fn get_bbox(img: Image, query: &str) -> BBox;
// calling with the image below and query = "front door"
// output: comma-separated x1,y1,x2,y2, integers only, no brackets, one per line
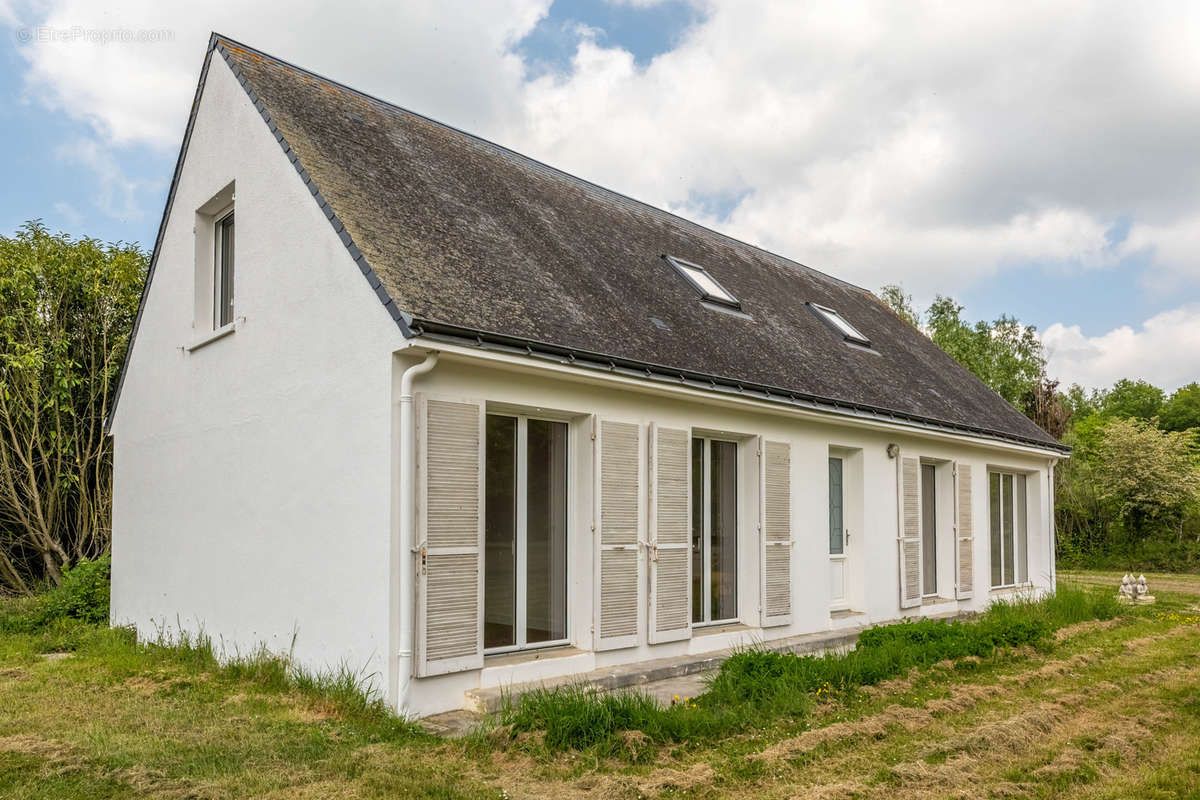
828,456,848,609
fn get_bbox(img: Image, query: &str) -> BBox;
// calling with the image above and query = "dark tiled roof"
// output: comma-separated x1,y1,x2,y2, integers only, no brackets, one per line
152,35,1066,451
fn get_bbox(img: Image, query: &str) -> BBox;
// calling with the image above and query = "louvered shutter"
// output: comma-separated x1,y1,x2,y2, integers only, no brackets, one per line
898,455,922,609
648,424,692,643
414,395,485,677
594,419,642,651
760,439,792,627
955,462,974,599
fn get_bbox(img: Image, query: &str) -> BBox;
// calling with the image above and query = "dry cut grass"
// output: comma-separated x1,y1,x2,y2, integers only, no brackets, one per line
2,570,1200,798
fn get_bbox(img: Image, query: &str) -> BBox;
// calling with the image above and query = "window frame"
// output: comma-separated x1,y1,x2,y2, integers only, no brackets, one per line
483,412,571,655
988,470,1028,589
691,435,739,627
808,302,870,347
213,207,236,329
664,255,742,310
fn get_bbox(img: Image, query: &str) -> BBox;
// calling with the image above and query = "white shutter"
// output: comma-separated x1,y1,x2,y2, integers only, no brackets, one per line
898,455,923,609
593,419,642,651
760,439,792,627
647,423,692,643
955,462,975,599
414,395,485,677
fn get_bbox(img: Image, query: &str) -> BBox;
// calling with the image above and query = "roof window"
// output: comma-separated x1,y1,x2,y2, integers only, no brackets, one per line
809,302,870,347
664,255,740,309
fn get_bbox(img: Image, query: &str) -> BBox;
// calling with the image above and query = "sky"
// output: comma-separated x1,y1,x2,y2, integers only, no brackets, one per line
1,0,1198,393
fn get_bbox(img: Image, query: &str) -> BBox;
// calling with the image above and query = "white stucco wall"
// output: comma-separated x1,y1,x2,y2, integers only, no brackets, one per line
109,54,404,695
395,348,1058,716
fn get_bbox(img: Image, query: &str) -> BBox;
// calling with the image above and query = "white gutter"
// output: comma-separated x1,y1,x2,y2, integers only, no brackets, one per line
397,350,439,716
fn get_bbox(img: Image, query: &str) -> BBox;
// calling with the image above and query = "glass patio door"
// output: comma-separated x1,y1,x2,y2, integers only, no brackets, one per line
691,437,738,624
484,414,568,652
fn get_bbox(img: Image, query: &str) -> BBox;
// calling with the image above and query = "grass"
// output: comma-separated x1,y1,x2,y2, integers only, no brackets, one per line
496,584,1124,757
0,573,1197,797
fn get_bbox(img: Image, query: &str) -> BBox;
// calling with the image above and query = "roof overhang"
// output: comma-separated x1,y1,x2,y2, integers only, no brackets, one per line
403,319,1071,458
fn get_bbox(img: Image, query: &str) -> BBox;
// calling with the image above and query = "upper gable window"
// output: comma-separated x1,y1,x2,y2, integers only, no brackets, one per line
214,210,235,328
809,303,870,347
664,255,740,310
190,182,237,347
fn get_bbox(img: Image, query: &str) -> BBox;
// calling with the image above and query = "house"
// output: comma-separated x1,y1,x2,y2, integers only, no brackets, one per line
107,34,1069,718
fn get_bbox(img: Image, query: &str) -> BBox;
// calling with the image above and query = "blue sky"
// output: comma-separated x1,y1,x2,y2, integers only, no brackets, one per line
2,1,1197,390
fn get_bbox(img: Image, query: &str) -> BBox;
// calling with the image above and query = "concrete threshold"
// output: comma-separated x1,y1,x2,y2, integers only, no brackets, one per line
464,618,914,714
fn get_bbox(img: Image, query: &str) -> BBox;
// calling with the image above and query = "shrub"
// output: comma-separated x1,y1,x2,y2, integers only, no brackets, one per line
39,554,111,625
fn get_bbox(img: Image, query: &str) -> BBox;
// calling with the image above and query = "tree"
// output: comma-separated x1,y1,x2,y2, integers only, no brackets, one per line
1022,378,1072,439
0,222,146,592
1101,378,1164,421
1092,417,1200,547
1161,382,1200,432
1063,383,1102,420
877,284,919,327
925,296,1046,406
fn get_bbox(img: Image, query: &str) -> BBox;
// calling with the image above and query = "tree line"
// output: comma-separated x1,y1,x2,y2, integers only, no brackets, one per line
0,220,1195,592
880,285,1200,571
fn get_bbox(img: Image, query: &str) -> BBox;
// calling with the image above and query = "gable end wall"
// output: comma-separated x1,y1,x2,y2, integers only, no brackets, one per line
109,53,404,692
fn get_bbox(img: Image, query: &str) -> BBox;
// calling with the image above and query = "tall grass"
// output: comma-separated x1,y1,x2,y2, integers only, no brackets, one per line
498,584,1123,756
0,593,422,741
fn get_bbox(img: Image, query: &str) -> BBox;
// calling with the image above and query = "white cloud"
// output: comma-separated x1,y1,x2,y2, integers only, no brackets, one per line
10,0,551,149
515,1,1200,298
7,0,1200,309
1042,305,1200,392
55,138,147,221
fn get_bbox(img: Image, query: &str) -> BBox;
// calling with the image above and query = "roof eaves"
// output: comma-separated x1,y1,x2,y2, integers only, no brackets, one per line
410,318,1071,455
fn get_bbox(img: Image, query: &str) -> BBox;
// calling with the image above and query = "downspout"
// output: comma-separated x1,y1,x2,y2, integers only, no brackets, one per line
397,350,439,716
1048,457,1058,591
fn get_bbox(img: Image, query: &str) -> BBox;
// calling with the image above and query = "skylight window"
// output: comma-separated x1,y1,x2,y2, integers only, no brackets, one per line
809,302,870,347
664,255,740,309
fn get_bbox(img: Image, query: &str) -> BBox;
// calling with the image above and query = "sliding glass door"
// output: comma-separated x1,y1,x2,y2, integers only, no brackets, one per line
484,414,568,652
691,437,738,624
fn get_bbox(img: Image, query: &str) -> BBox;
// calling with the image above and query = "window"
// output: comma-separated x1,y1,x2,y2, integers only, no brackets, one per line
665,255,740,309
808,303,869,346
691,437,738,624
989,471,1027,588
214,210,235,328
484,414,569,652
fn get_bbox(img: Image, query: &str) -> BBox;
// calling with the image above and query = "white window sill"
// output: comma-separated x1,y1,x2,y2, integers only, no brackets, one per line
186,321,237,352
989,583,1035,596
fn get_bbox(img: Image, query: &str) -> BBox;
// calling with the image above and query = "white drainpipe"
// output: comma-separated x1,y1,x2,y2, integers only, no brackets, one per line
397,350,439,716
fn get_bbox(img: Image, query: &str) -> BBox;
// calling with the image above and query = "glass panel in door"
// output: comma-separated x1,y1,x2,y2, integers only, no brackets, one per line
525,419,568,644
484,415,517,649
709,440,737,622
921,464,937,596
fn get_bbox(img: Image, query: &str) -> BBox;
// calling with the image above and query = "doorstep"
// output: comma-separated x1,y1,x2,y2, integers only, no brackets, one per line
464,622,874,714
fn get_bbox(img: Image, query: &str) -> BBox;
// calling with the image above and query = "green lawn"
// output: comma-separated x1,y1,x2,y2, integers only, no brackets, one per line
2,572,1199,798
